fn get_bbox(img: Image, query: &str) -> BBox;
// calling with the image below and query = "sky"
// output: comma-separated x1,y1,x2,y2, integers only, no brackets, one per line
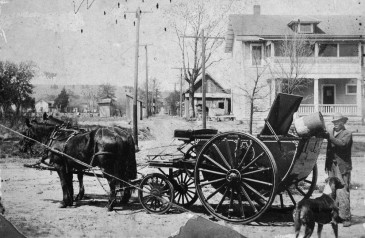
0,0,364,91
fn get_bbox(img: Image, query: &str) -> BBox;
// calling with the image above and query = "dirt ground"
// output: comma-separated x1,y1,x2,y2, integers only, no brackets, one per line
1,115,365,238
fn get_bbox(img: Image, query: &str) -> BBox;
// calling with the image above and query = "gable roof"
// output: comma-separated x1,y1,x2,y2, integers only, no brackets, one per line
185,74,230,94
226,14,365,52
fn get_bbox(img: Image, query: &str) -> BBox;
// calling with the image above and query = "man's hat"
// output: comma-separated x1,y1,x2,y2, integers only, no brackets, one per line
332,112,348,123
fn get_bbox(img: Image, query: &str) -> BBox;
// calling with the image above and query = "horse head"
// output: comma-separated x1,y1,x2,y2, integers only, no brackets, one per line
19,118,58,153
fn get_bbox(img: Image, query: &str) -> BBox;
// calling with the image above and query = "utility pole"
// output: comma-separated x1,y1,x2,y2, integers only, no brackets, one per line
181,34,224,129
140,44,152,118
201,30,206,129
133,7,141,148
125,7,152,148
171,67,193,117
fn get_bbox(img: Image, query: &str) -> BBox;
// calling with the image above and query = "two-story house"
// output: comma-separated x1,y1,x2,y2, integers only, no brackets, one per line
225,5,365,123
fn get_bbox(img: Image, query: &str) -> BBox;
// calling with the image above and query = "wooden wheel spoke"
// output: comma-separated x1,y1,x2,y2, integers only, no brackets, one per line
215,187,229,212
295,185,306,196
143,195,153,203
242,177,272,186
237,141,253,169
239,185,257,213
224,138,234,167
187,188,196,194
187,181,195,186
303,179,312,184
161,189,170,194
200,178,226,186
183,173,188,184
243,182,268,205
228,187,234,214
185,192,193,199
286,189,296,205
241,152,264,171
236,187,245,218
212,144,231,169
198,168,227,176
234,137,241,165
175,191,181,203
205,182,227,201
241,167,271,176
203,154,229,172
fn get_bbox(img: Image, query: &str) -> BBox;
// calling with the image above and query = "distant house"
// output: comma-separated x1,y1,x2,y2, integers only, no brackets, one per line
98,98,116,117
35,100,56,114
225,5,365,122
184,74,231,118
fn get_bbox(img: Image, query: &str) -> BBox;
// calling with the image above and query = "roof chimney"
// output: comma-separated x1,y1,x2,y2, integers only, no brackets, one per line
253,5,261,15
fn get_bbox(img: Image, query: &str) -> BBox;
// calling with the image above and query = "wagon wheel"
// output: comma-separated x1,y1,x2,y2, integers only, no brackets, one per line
139,173,174,214
194,132,277,223
172,169,198,207
277,164,318,208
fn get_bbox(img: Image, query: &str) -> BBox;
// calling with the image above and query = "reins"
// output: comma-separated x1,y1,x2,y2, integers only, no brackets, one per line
0,123,193,214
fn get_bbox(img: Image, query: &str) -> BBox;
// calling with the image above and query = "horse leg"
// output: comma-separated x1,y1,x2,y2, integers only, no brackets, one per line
66,171,74,206
106,176,116,212
56,169,73,208
75,172,85,201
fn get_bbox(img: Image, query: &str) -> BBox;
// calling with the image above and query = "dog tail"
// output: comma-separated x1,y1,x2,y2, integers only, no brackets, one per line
294,205,302,238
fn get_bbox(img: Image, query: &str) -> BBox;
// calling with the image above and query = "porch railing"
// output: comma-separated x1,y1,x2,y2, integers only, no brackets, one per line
298,104,358,116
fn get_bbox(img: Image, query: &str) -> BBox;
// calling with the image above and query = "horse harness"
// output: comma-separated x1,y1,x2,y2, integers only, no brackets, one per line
41,126,115,170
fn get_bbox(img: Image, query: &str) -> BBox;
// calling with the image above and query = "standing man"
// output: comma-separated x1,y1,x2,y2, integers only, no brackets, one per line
325,112,353,227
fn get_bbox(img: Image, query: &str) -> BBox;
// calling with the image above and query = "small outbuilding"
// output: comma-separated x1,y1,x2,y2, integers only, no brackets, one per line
98,98,116,117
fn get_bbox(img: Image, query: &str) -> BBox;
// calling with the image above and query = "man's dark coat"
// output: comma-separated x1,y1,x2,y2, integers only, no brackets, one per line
325,128,353,174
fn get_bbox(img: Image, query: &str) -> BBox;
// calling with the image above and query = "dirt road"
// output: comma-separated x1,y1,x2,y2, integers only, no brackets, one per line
1,115,365,237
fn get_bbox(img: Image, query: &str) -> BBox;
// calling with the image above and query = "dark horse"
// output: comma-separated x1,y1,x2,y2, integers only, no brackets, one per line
21,118,137,211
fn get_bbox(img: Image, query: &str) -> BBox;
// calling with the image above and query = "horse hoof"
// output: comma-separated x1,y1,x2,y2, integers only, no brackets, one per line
75,194,83,201
58,203,67,208
107,206,114,212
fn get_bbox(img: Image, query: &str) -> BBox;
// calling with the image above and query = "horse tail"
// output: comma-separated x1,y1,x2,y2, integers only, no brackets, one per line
124,133,137,181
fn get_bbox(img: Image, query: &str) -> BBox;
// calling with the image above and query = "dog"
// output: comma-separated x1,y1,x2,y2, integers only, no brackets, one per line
293,177,343,238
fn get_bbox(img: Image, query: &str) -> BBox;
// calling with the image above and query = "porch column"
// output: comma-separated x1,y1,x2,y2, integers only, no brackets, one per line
314,78,319,112
224,98,228,114
357,78,362,116
271,78,276,105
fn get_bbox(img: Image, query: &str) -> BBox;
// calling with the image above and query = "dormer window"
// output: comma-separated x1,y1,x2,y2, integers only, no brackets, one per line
288,17,320,34
298,23,313,33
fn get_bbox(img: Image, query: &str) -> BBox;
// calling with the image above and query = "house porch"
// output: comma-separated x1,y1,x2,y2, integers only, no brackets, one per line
271,77,363,118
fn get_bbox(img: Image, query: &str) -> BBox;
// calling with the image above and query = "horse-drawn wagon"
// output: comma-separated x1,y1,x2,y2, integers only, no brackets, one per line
21,93,325,224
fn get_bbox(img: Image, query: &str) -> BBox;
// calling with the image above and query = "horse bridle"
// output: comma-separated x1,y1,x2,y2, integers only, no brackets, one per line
39,125,81,167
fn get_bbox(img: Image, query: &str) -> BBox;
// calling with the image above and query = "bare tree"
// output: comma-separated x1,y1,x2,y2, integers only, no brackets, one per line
236,55,270,134
98,83,116,99
82,86,98,112
165,0,233,118
150,78,161,115
269,33,315,95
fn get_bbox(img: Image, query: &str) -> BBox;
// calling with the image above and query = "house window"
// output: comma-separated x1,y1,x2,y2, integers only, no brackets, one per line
251,45,262,65
265,44,271,58
318,44,337,57
301,42,315,57
346,84,357,95
218,102,224,109
339,44,358,57
298,23,313,33
274,42,285,56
